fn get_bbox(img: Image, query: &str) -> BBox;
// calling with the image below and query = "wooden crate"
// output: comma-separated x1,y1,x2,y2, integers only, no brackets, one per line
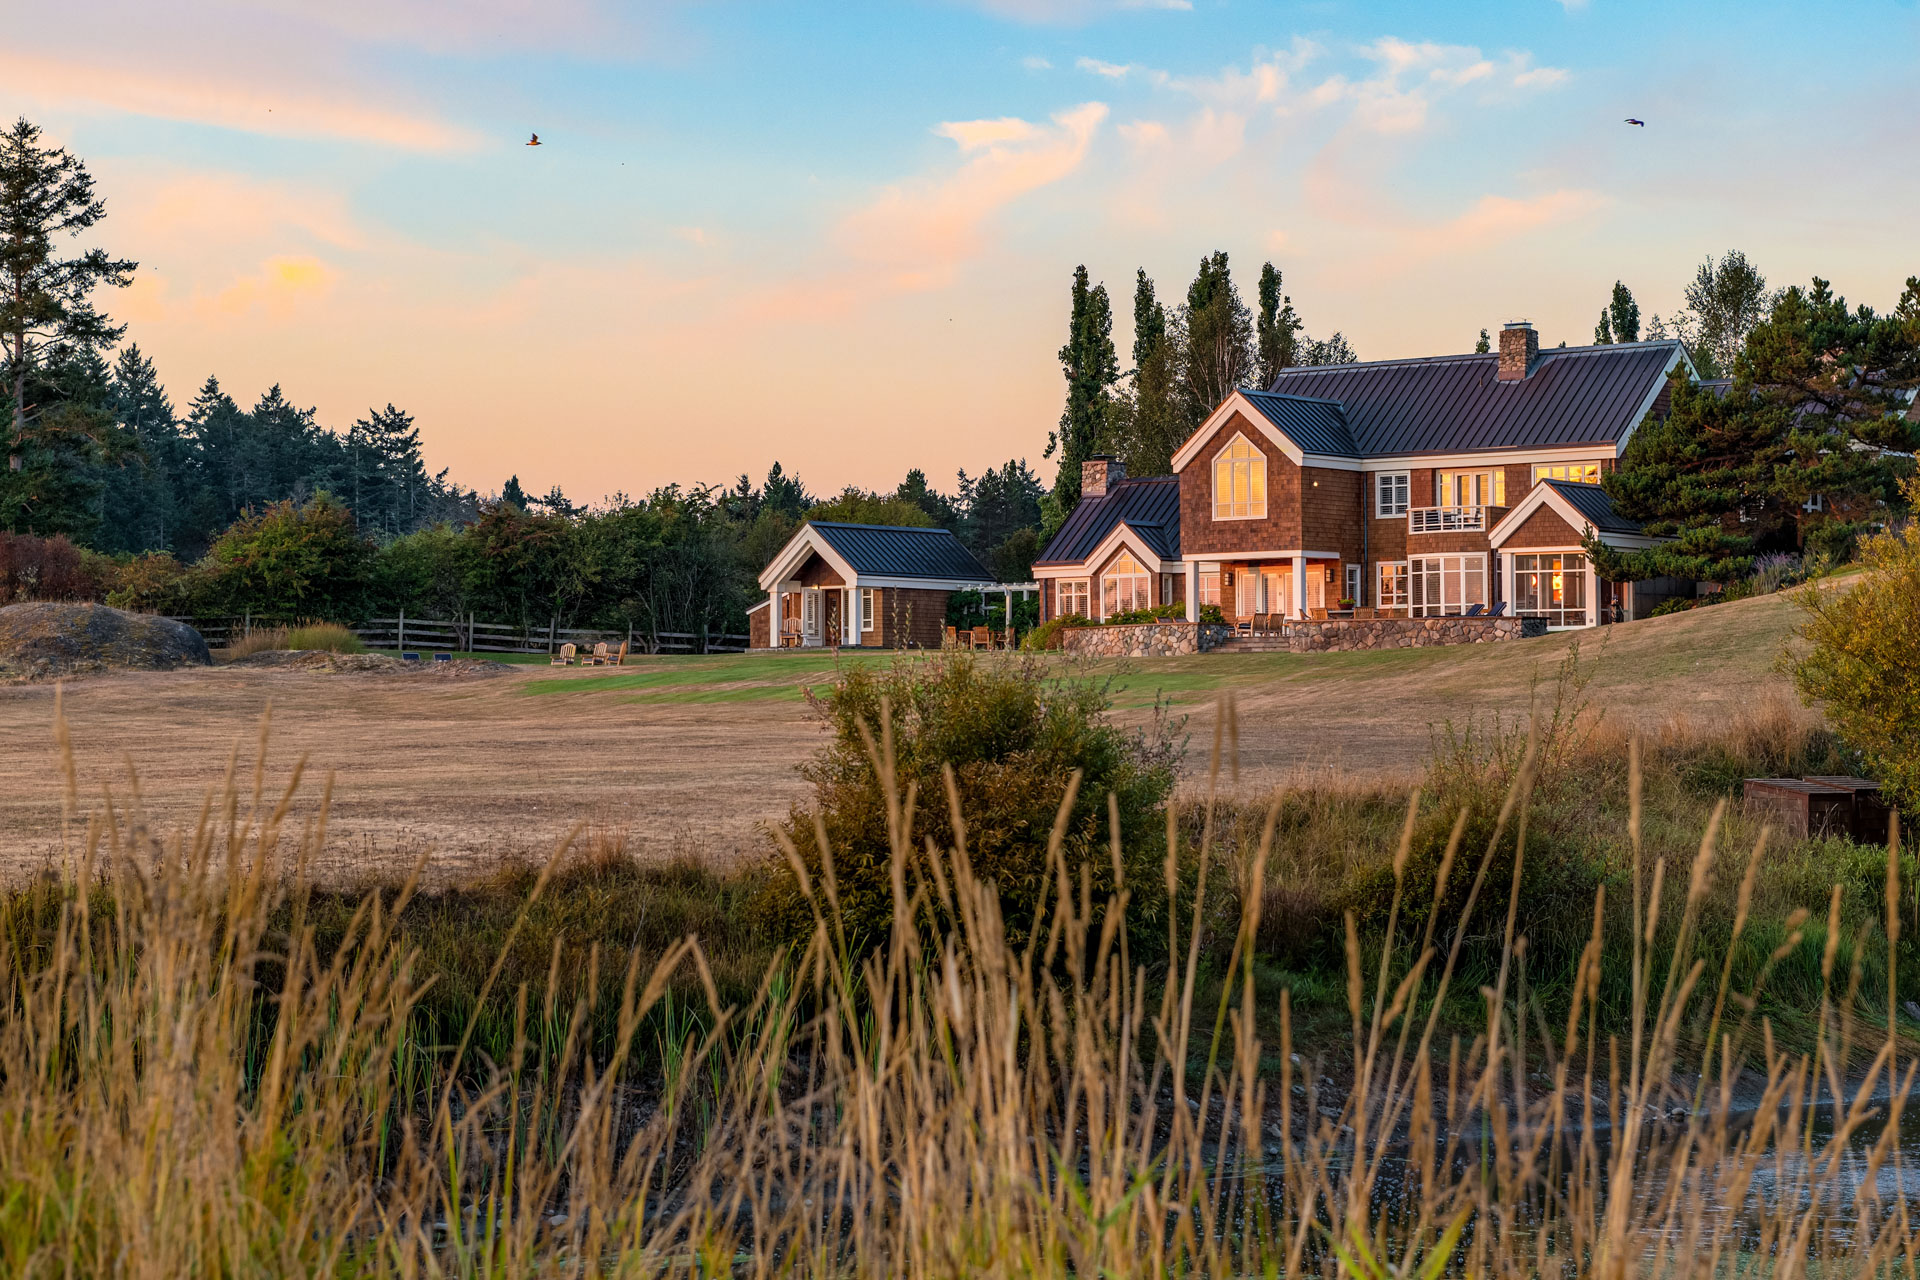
1742,779,1854,840
1802,776,1896,845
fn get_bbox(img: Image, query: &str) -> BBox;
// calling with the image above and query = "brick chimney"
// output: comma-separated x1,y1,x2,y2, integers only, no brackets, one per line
1081,454,1124,498
1497,321,1539,380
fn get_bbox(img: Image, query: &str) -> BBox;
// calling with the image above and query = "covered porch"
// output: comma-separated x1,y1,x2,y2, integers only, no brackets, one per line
1182,552,1347,624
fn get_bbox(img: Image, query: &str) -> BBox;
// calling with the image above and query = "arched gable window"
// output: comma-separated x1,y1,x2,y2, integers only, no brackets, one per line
1101,550,1151,618
1212,433,1267,519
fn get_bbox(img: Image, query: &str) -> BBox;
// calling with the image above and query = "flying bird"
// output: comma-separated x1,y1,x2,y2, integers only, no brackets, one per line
526,132,542,146
1625,118,1645,127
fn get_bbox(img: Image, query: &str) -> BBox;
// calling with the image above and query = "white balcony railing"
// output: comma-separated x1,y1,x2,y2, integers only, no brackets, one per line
1408,505,1488,534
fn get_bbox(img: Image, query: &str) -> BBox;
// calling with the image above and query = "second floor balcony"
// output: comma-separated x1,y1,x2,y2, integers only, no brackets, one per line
1408,504,1504,534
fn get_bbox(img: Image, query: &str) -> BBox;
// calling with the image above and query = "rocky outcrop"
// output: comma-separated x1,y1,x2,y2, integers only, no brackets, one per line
1059,622,1235,658
0,602,212,681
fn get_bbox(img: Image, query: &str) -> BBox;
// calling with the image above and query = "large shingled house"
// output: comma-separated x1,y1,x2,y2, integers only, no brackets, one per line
1033,322,1693,632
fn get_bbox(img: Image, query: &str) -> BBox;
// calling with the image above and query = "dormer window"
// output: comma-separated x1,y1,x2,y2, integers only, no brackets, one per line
1212,433,1267,519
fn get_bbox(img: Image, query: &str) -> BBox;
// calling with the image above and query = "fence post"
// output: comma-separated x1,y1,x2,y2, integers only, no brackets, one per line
243,609,251,640
626,621,633,656
548,615,557,655
398,607,405,652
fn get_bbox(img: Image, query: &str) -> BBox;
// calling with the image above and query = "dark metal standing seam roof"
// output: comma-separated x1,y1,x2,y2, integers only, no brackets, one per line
1261,341,1681,457
1034,476,1182,567
1237,392,1358,455
808,522,994,581
1542,481,1643,535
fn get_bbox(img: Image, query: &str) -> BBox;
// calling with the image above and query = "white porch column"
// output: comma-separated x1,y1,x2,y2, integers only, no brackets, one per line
1292,554,1308,618
843,586,856,646
1255,572,1268,614
1185,560,1200,620
767,588,781,649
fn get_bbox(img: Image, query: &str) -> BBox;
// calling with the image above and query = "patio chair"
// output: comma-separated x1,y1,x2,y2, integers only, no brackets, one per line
613,641,628,666
1309,607,1329,621
1488,601,1508,617
944,625,959,650
1353,606,1376,620
1464,603,1484,618
971,625,993,650
591,641,611,665
551,642,576,666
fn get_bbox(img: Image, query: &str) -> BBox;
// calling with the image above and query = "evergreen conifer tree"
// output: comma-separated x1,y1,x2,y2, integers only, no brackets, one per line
1474,328,1491,353
1045,265,1118,510
94,344,182,553
500,475,530,510
0,118,136,477
1178,252,1253,425
1609,281,1641,343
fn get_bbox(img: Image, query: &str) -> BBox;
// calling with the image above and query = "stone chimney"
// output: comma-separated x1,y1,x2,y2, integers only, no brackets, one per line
1081,454,1124,498
1497,321,1539,381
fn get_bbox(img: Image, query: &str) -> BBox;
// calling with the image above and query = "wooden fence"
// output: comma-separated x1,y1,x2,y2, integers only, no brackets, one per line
170,614,749,656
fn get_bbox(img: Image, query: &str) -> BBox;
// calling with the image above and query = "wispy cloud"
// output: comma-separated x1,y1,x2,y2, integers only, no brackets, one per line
212,255,339,317
0,50,475,151
936,117,1043,150
1076,57,1136,79
1411,189,1605,251
1022,55,1054,70
837,102,1108,294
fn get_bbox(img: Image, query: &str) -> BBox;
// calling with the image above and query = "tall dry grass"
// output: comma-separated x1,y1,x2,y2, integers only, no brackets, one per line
1,692,1914,1277
226,620,367,658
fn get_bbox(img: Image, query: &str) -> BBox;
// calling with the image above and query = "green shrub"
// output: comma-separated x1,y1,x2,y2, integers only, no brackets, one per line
1021,612,1090,651
205,494,373,621
1104,603,1185,625
1793,475,1920,808
1650,597,1699,617
767,653,1180,955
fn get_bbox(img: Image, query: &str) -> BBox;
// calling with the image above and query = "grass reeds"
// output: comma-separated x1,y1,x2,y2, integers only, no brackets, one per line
226,620,367,658
0,688,1913,1277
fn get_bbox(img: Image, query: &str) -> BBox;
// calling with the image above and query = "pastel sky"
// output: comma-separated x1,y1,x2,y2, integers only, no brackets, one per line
14,0,1920,503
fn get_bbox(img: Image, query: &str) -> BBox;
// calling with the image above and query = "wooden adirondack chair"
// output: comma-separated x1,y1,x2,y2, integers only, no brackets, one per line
551,642,576,666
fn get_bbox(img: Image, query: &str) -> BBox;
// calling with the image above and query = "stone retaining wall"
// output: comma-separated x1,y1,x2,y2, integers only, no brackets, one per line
1059,621,1235,658
1222,615,1547,652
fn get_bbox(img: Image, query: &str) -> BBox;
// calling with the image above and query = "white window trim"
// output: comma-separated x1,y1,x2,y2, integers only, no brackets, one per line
1406,553,1488,617
1375,471,1410,519
1376,561,1410,609
1100,553,1152,619
1210,432,1269,522
859,587,876,632
1057,579,1091,619
1532,461,1606,486
1502,546,1598,629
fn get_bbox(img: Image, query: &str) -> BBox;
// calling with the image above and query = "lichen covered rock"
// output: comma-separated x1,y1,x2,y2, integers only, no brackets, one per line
0,602,212,681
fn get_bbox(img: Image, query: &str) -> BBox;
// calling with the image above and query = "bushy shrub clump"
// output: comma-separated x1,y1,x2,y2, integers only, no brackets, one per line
1020,612,1091,651
1794,475,1920,808
767,653,1180,954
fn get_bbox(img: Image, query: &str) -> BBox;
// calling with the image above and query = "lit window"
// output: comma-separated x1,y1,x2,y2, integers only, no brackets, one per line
1057,579,1090,619
1533,462,1604,485
1375,471,1410,518
1436,470,1506,508
1199,571,1222,606
1212,434,1267,519
1377,562,1409,609
1512,553,1589,628
1101,552,1151,618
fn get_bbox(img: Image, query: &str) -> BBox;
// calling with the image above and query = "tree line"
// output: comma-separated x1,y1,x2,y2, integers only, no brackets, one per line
0,116,1050,633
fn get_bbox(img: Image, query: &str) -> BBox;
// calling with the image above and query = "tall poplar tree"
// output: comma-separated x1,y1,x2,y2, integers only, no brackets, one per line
1045,264,1117,510
1255,261,1302,385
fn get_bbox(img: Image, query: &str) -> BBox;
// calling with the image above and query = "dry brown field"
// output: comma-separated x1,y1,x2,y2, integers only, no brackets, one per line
0,589,1806,879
